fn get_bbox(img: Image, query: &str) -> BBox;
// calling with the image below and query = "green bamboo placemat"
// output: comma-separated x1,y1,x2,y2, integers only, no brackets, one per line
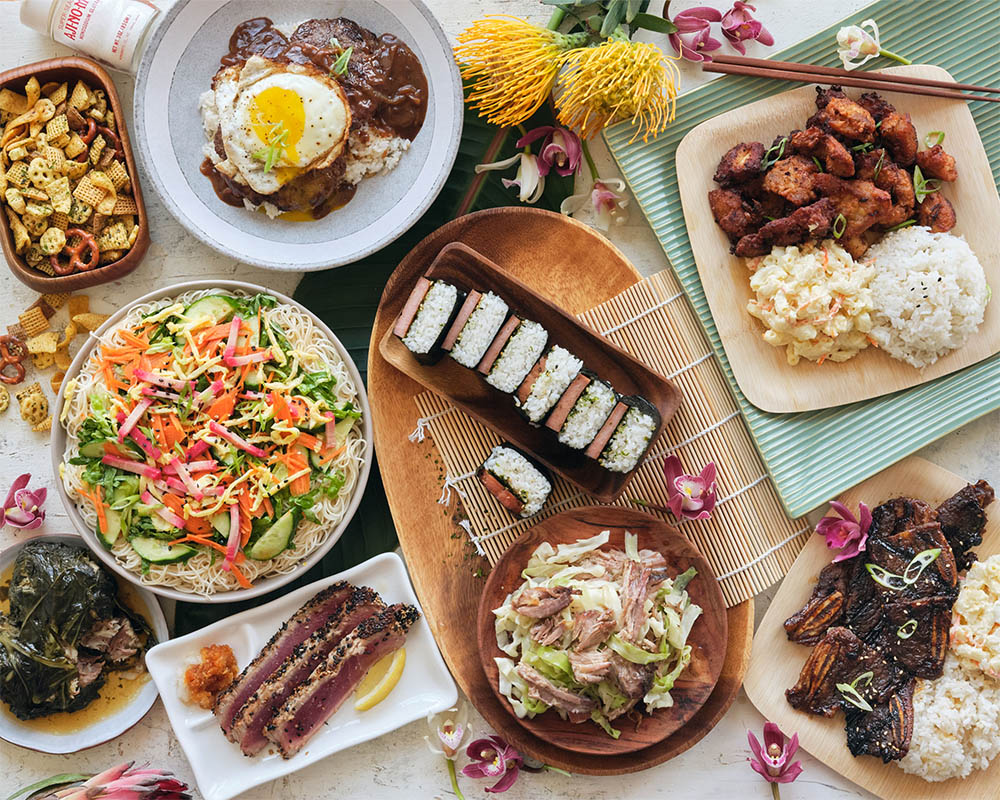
604,0,1000,518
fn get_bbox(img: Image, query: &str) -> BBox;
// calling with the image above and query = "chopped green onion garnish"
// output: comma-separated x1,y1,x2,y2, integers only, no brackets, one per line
866,563,906,591
832,213,847,238
812,156,824,171
903,548,941,585
761,137,788,171
885,219,916,232
873,150,886,182
897,619,918,639
836,671,875,712
851,142,874,153
913,164,942,203
331,46,353,77
924,130,945,148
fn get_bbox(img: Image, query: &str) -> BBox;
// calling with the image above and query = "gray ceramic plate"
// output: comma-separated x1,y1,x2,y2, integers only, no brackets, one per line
0,533,168,754
133,0,462,270
50,280,374,603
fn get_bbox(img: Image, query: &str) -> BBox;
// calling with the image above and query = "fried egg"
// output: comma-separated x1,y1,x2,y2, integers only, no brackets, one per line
214,55,350,196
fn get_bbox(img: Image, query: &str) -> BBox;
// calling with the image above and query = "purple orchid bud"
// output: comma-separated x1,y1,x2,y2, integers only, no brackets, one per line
668,6,723,62
516,126,582,177
748,722,804,784
461,734,524,793
720,2,774,54
1,473,46,530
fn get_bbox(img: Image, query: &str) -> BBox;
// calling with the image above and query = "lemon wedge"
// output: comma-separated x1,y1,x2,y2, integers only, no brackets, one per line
354,648,406,711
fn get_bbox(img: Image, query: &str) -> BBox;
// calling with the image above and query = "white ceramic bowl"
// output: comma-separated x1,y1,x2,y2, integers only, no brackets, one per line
51,280,374,603
0,533,168,754
133,0,463,271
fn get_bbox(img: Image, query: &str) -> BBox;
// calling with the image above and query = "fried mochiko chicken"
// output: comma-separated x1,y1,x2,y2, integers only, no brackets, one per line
713,141,765,185
708,188,759,241
916,144,958,181
812,87,876,142
762,155,818,206
789,127,855,177
917,192,956,232
812,173,891,237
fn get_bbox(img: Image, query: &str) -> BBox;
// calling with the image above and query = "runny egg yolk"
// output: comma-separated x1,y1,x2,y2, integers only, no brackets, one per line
250,86,304,166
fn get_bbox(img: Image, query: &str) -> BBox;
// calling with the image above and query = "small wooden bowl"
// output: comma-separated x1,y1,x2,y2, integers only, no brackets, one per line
0,56,149,292
477,506,728,756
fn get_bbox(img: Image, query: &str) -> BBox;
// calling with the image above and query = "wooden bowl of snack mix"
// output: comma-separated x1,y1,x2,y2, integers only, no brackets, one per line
0,56,148,292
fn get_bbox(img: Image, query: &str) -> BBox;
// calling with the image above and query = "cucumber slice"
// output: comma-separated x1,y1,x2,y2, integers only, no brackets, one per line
246,510,297,560
211,513,230,538
184,296,237,327
79,439,108,459
244,365,265,388
130,536,196,563
98,508,122,548
112,477,139,505
150,512,176,533
333,417,355,446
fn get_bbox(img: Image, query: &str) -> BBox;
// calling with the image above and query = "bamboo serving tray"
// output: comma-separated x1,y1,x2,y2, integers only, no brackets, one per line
746,456,1000,798
368,207,753,774
379,241,681,502
676,65,1000,413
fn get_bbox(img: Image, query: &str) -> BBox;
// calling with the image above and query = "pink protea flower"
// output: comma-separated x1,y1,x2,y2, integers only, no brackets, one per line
668,6,723,62
461,734,523,793
815,500,871,562
24,762,190,800
664,455,718,521
720,2,774,54
516,125,582,177
748,722,803,788
1,473,46,530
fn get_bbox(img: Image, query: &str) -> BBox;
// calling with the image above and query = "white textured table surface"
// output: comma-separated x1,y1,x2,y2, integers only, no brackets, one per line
2,1,998,798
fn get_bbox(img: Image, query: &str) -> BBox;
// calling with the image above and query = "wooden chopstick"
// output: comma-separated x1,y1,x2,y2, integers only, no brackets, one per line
709,53,1000,95
702,60,1000,104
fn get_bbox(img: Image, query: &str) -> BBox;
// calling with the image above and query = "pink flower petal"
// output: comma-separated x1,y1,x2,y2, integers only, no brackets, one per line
2,473,30,511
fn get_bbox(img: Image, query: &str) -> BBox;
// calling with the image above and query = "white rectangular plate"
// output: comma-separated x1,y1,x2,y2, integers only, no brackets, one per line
145,552,457,800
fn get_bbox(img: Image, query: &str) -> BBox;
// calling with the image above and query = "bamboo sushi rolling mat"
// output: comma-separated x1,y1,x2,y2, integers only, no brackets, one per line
409,269,811,608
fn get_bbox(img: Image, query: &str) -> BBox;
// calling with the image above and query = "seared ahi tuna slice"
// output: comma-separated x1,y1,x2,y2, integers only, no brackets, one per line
265,604,419,759
230,587,385,756
214,582,353,739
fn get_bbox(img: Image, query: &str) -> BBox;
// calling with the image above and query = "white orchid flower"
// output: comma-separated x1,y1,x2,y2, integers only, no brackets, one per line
560,177,629,231
475,153,545,204
836,18,910,70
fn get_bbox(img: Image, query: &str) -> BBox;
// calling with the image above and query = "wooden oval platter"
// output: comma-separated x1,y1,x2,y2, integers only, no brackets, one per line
378,241,681,502
476,506,728,756
676,65,1000,413
745,456,1000,799
368,206,753,774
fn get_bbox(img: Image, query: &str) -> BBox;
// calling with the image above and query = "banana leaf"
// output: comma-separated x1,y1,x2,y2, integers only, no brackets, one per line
174,98,574,633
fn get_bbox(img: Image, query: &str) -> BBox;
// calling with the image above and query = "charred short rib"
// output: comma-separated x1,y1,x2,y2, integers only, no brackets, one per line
214,582,353,738
784,561,849,645
516,663,595,723
266,604,419,758
230,586,385,756
936,480,995,569
844,680,915,763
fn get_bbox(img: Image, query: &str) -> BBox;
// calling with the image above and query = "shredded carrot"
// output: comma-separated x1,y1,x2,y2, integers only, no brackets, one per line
285,449,311,496
206,391,236,421
94,486,108,535
184,515,213,535
817,354,828,365
162,494,185,517
168,534,243,562
262,496,274,517
271,392,291,422
318,443,347,466
227,560,253,589
296,433,322,452
119,330,149,348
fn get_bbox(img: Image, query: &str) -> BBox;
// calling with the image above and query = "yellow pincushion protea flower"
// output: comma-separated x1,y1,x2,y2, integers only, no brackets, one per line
556,38,681,142
455,16,587,129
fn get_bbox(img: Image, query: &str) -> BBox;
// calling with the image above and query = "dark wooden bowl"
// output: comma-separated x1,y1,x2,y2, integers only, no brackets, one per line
0,56,149,292
476,506,728,756
379,242,682,502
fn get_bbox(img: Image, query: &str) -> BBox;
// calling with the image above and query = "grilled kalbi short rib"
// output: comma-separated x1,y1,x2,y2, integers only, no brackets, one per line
709,86,958,259
783,482,994,761
213,584,418,759
265,603,419,758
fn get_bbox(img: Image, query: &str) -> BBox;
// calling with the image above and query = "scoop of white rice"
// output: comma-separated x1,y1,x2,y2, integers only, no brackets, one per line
867,227,990,369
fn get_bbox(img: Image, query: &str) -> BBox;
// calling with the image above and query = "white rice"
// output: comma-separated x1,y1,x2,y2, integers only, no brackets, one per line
867,227,990,368
486,321,548,393
450,292,509,368
516,346,583,423
559,379,616,449
483,445,552,517
899,656,1000,781
402,281,458,355
600,405,657,473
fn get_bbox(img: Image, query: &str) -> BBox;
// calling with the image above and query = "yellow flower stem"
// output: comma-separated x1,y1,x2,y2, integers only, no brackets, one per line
581,139,599,181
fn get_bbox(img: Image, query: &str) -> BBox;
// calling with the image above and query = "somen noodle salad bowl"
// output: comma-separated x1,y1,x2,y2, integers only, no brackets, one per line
51,281,373,603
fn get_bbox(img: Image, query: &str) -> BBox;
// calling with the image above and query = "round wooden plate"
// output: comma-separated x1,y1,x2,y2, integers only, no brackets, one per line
476,506,728,755
368,207,754,773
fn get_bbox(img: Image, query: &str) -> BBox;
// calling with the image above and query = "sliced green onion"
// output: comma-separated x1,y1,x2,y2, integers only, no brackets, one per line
903,548,941,585
832,213,847,238
761,137,788,171
331,46,353,77
913,164,942,203
836,670,875,711
866,563,906,591
851,142,874,153
873,150,886,182
885,219,916,232
924,130,945,147
897,619,918,639
812,156,824,171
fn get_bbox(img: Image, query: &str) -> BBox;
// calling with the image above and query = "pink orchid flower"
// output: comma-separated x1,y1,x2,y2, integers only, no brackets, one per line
720,2,774,54
815,500,871,562
1,473,46,530
461,734,523,793
664,455,718,521
669,6,723,62
516,126,582,177
748,722,804,788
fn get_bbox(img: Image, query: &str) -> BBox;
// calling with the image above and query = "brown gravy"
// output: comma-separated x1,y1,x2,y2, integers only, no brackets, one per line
202,16,428,220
